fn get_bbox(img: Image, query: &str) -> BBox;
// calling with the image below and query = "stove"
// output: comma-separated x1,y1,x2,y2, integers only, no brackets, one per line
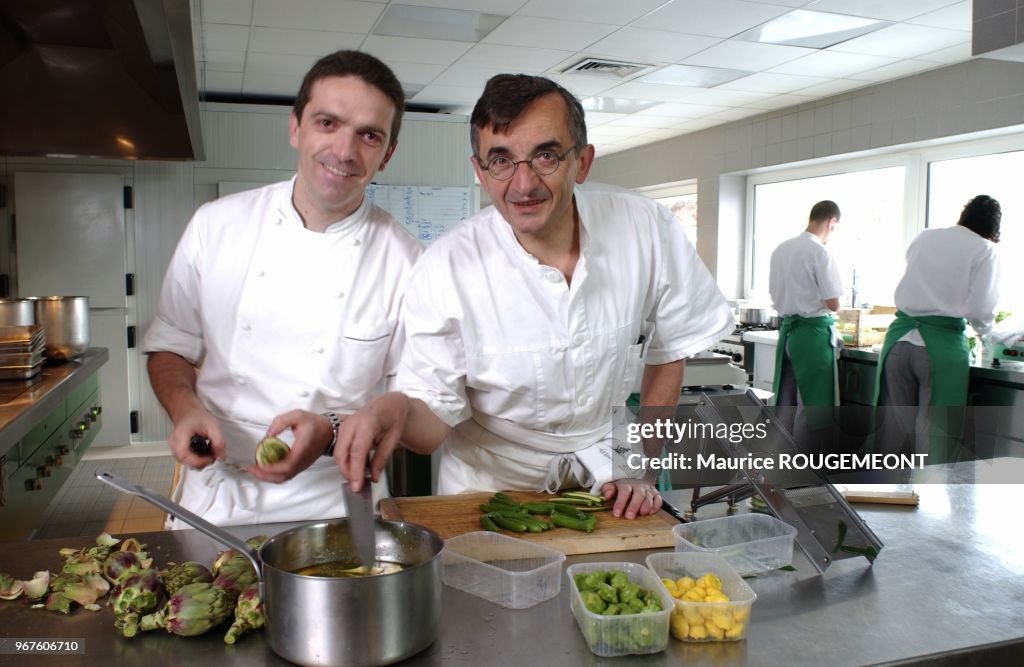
708,325,778,373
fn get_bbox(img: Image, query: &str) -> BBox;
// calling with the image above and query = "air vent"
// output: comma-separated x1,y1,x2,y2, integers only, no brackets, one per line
560,58,655,79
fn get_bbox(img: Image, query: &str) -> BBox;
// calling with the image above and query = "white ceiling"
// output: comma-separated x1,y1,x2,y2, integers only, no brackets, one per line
193,0,976,156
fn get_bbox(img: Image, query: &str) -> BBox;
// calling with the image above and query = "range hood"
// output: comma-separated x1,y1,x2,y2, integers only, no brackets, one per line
0,0,204,160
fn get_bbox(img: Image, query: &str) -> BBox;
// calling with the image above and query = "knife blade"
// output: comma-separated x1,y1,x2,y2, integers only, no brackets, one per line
344,471,376,568
188,434,247,473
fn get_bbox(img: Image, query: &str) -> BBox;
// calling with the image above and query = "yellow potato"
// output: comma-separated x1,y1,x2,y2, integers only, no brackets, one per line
726,622,746,639
688,623,709,640
711,610,735,630
683,606,704,625
669,611,689,641
705,592,730,603
691,585,708,599
696,573,722,591
682,588,704,603
732,606,750,623
705,622,726,640
676,576,696,593
661,578,680,597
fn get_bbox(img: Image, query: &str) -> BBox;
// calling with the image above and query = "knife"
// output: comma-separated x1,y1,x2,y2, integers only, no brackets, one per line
343,470,376,568
188,434,247,473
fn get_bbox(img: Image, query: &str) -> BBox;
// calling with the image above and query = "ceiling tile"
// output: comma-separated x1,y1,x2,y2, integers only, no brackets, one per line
202,70,244,94
905,1,971,30
431,62,509,88
201,49,247,73
586,29,720,65
719,71,829,93
252,0,384,32
636,102,731,119
386,62,448,85
203,23,251,51
602,81,706,103
200,0,253,25
790,78,871,97
584,111,628,127
808,0,959,22
679,88,773,106
742,0,817,6
482,16,617,50
708,107,764,121
682,40,816,71
914,41,973,64
242,71,303,96
589,124,646,137
545,74,618,97
395,0,526,14
830,23,969,59
515,0,670,25
846,58,941,83
604,114,683,129
632,0,791,38
246,51,318,76
742,93,814,110
362,36,474,65
456,44,575,72
248,27,363,56
769,50,898,78
411,84,487,106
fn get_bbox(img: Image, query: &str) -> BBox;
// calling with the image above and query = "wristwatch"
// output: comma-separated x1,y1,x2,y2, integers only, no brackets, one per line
321,411,341,457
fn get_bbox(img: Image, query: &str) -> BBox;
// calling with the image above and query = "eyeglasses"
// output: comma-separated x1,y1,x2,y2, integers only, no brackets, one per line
477,146,577,181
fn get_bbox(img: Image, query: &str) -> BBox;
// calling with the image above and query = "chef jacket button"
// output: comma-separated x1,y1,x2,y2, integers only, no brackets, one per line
314,346,324,354
237,377,247,386
257,270,265,277
336,291,345,299
547,272,560,283
298,390,310,397
241,324,252,332
352,239,361,247
577,396,586,406
276,219,283,225
572,333,584,347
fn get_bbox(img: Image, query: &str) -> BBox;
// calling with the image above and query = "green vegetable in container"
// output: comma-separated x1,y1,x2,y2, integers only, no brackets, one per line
580,589,607,614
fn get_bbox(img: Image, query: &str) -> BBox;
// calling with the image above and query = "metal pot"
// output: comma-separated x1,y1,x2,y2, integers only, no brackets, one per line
0,298,36,327
96,472,444,667
29,296,90,361
739,307,771,326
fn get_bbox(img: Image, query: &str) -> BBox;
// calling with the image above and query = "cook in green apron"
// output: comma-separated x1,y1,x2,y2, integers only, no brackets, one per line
873,311,968,463
772,314,838,430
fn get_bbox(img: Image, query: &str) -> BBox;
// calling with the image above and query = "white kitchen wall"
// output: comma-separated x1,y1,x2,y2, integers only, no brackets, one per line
588,57,1024,300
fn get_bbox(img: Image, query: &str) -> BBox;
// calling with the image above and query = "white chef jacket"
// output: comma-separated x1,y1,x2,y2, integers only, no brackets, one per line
894,225,1000,345
769,232,844,318
143,177,422,526
395,182,734,495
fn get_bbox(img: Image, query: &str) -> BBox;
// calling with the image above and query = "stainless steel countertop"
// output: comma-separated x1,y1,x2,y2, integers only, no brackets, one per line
841,347,1024,386
0,348,109,456
2,462,1024,666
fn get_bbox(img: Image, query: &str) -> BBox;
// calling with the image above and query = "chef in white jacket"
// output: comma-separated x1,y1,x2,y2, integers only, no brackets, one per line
336,75,733,520
142,51,421,527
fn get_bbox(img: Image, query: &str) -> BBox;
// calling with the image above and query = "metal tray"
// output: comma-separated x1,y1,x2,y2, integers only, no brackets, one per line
0,360,44,380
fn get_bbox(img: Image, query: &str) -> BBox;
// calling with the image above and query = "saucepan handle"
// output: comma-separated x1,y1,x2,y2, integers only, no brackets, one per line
95,471,262,582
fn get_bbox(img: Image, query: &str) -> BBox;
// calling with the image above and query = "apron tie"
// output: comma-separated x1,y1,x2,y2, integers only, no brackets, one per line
542,453,592,493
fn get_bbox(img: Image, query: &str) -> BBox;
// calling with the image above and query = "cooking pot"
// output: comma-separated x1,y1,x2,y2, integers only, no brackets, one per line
739,307,773,326
96,472,444,667
0,298,36,327
29,296,90,361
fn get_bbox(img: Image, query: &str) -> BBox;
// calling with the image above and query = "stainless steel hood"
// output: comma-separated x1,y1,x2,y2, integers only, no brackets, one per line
0,0,204,160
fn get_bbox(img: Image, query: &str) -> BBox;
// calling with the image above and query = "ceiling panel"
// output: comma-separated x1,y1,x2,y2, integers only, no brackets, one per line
248,27,363,56
516,0,670,25
251,0,385,32
679,88,774,106
586,28,720,65
387,62,449,85
682,40,816,71
200,0,254,25
633,0,792,38
457,44,575,72
905,1,971,30
201,49,247,72
915,41,974,64
769,50,899,78
409,84,484,106
246,51,318,76
790,78,872,97
830,23,969,59
809,0,960,22
202,70,244,94
742,92,815,110
719,71,830,93
242,71,304,96
482,16,617,50
846,58,942,83
602,81,706,103
362,36,474,65
395,0,526,14
203,23,251,51
430,62,510,88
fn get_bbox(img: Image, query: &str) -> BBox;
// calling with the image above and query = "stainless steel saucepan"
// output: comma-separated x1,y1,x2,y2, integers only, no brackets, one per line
96,472,444,667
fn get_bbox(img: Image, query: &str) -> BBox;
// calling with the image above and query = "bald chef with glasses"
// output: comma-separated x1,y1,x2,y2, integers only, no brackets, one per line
335,74,733,521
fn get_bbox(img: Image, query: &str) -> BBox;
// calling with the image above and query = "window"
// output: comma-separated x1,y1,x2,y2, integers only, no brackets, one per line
637,180,698,247
748,166,906,307
927,151,1023,312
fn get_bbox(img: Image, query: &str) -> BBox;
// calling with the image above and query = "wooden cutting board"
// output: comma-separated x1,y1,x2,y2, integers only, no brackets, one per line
379,491,678,555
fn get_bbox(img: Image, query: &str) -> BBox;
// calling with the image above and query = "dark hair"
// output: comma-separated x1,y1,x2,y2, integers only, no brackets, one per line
809,200,840,224
957,194,1001,242
293,50,405,147
470,74,587,157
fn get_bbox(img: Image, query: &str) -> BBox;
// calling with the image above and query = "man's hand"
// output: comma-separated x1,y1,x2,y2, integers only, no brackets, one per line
333,393,412,492
601,478,663,520
167,408,224,470
246,410,334,483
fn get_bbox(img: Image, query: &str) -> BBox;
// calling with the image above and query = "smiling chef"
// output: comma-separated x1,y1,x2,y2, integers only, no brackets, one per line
142,51,421,527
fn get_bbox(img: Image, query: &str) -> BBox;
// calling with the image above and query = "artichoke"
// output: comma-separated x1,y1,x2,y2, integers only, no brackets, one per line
160,561,213,596
104,551,144,584
0,572,24,600
112,569,166,638
255,436,290,466
211,551,258,598
223,583,264,644
139,582,234,637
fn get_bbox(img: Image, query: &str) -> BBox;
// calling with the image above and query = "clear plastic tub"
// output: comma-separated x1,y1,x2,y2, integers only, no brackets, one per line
441,532,565,609
566,561,673,657
672,514,796,575
646,552,757,643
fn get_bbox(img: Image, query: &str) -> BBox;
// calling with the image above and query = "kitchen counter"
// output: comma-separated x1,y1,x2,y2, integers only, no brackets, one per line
2,462,1023,666
0,348,109,457
841,346,1024,385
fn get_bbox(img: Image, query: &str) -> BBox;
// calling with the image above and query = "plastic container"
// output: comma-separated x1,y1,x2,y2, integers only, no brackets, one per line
672,514,796,575
646,552,757,643
441,532,564,609
566,561,673,657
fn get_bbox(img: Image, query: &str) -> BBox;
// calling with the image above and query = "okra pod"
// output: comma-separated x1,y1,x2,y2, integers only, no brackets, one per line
488,512,529,533
552,505,590,521
479,503,528,516
492,492,519,505
480,514,501,532
518,514,551,533
522,502,559,515
550,511,596,532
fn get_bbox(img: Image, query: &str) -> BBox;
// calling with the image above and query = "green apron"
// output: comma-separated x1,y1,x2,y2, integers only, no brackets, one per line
873,311,968,464
772,315,837,408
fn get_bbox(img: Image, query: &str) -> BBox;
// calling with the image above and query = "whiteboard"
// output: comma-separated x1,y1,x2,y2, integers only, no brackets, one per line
217,182,472,245
367,184,471,244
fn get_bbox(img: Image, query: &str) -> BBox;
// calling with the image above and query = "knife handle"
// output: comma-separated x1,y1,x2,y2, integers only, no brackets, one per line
189,434,212,457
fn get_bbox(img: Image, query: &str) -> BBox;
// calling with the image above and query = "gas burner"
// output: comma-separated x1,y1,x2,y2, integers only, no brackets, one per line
734,323,778,334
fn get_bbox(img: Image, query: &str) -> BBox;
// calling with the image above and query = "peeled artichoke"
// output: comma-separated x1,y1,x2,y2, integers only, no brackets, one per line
255,436,290,466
